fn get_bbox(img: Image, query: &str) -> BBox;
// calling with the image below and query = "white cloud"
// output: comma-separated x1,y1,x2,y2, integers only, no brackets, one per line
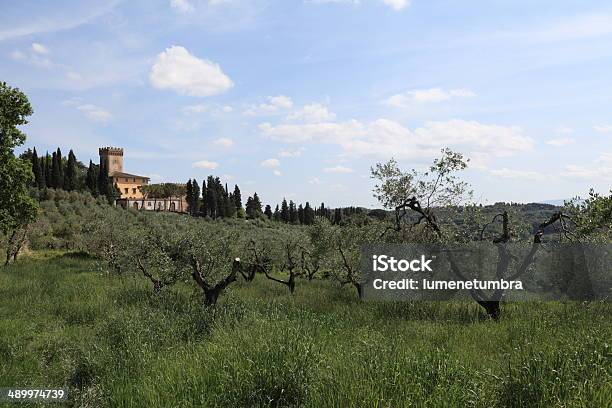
309,177,321,184
192,160,219,169
76,104,113,123
385,87,475,107
561,154,612,181
183,104,209,114
594,125,612,133
381,0,409,11
244,95,293,116
31,42,49,54
213,137,235,148
273,170,282,176
261,158,280,167
324,165,354,173
170,0,194,13
222,105,233,113
150,46,233,97
260,118,533,162
546,137,575,147
63,98,112,123
490,168,548,181
287,103,336,122
278,147,304,158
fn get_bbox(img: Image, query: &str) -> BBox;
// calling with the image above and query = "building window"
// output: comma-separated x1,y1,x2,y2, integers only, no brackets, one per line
133,178,136,182
124,188,128,194
132,188,137,194
147,202,152,207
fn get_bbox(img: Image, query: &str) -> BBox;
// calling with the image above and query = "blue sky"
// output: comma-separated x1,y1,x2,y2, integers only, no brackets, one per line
2,0,612,208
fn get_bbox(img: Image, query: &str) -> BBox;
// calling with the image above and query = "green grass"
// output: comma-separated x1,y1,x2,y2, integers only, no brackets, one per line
0,253,610,407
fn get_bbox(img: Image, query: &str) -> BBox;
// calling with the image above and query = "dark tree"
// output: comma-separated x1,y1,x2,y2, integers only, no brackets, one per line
44,152,52,188
304,202,315,225
273,204,280,221
281,198,290,223
86,160,98,195
31,148,44,188
233,184,243,213
192,179,200,214
333,208,343,225
205,176,217,218
298,204,304,224
64,149,77,191
185,179,194,214
289,200,298,224
201,179,208,216
264,204,272,219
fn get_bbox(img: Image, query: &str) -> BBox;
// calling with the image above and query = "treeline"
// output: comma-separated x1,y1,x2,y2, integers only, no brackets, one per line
20,147,119,202
184,176,367,225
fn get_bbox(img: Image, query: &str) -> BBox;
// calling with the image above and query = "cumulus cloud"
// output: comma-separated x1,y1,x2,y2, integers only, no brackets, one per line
31,42,49,54
546,137,575,147
244,95,293,116
63,98,112,123
278,147,304,157
489,168,548,181
192,160,219,169
213,137,235,148
259,118,533,162
594,125,612,133
170,0,194,13
385,87,475,107
287,103,336,122
150,46,233,97
324,165,354,173
561,154,612,180
381,0,409,11
261,158,280,167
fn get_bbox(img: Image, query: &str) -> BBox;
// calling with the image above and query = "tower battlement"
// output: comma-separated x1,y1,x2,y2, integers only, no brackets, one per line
99,147,124,175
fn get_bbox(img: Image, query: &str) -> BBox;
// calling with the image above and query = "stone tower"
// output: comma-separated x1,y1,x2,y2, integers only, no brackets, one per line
99,147,124,176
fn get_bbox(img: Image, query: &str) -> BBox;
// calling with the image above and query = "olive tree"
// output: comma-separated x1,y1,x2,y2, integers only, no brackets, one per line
1,82,38,265
371,148,569,319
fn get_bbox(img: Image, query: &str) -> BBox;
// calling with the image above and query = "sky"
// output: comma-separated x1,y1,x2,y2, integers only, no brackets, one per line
2,0,612,208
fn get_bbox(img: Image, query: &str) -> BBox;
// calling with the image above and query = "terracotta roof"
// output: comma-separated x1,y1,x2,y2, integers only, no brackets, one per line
110,171,150,180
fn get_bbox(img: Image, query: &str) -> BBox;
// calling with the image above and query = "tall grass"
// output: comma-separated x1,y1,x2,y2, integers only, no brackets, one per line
0,253,610,407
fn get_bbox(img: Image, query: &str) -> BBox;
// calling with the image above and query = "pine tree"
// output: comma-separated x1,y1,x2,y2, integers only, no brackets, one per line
264,204,272,219
64,149,77,191
273,204,280,221
297,204,304,224
289,200,298,224
186,179,194,214
281,198,289,223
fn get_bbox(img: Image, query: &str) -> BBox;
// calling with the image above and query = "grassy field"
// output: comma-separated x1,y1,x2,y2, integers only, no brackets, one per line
0,252,610,407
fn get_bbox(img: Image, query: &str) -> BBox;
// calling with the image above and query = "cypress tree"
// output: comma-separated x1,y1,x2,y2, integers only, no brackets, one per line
333,208,343,225
281,198,289,223
206,176,217,218
64,149,77,191
304,202,314,225
252,193,262,216
273,204,280,221
85,160,98,195
297,204,304,224
201,179,208,216
186,179,194,214
31,148,44,188
192,179,200,214
44,152,52,188
264,204,272,219
289,200,298,224
54,147,64,189
97,158,108,196
233,185,242,212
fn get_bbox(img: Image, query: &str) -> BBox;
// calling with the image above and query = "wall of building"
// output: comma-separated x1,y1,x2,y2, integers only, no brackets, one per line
118,198,187,213
112,176,149,200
